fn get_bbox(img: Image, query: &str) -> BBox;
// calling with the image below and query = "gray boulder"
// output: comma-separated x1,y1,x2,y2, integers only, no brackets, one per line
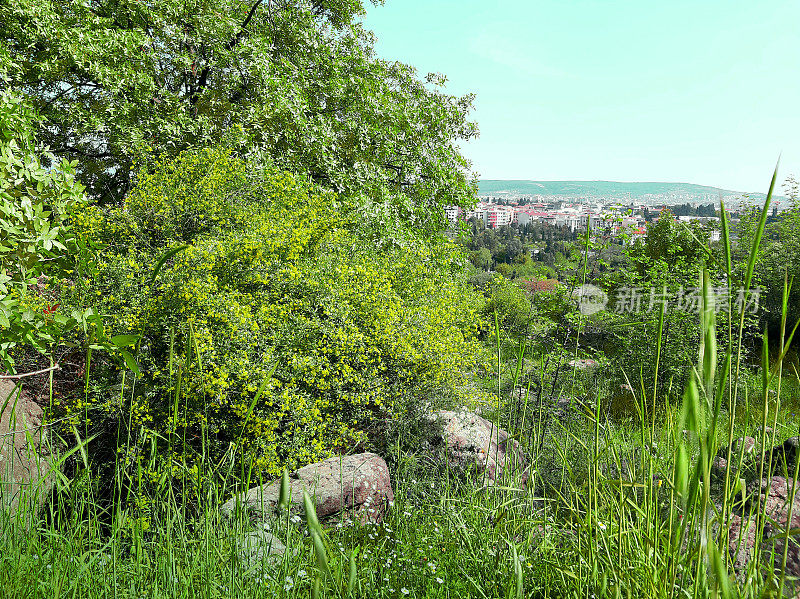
567,359,598,371
222,452,393,526
433,410,528,486
0,380,55,517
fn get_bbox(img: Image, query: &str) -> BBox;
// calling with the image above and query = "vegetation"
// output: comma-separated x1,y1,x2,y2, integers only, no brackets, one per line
1,1,800,598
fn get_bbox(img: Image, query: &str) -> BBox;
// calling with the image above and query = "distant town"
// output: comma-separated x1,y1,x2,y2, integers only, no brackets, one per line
446,180,792,242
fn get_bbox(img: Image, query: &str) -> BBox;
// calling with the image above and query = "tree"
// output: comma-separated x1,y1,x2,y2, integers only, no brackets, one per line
1,0,477,232
470,247,492,271
0,87,88,371
623,209,713,287
735,179,800,339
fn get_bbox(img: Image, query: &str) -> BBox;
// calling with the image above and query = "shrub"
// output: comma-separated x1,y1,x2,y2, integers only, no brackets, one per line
0,89,88,371
67,147,487,496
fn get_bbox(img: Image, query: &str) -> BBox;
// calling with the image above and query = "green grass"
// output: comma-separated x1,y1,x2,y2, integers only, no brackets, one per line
2,169,800,598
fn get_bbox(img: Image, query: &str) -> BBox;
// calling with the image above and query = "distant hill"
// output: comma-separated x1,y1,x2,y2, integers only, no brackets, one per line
477,180,779,205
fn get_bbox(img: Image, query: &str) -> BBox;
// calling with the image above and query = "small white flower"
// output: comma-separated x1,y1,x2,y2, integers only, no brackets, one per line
297,570,307,578
436,577,444,584
401,588,410,595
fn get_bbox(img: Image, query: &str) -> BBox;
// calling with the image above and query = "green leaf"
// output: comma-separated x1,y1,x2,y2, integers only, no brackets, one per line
149,245,189,286
120,349,141,375
111,334,139,348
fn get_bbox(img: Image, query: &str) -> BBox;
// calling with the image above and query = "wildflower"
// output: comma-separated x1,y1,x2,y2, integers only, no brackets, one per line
436,577,444,584
401,588,410,595
597,522,607,530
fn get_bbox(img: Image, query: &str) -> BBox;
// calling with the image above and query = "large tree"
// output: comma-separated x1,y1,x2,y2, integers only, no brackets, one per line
1,0,477,230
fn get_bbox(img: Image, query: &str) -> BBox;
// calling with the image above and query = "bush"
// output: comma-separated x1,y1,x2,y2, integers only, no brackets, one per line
0,89,88,371
67,147,487,496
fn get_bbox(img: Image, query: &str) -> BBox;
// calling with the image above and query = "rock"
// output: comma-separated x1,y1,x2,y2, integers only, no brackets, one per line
780,436,799,465
0,380,55,517
567,359,598,371
433,410,528,486
731,436,756,456
728,476,800,582
510,386,528,400
222,452,393,526
553,395,572,414
727,513,756,572
760,436,799,472
711,456,729,478
713,437,756,479
236,528,287,572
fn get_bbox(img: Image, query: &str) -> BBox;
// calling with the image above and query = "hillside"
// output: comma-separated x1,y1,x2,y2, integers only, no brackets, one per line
478,179,780,204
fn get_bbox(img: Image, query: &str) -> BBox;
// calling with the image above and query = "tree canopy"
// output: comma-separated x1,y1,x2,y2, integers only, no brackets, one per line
1,0,478,231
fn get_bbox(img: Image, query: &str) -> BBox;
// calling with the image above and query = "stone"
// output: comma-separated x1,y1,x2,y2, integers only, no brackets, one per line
760,436,799,472
711,455,729,478
222,452,393,526
731,436,756,456
0,380,55,516
727,476,800,583
236,528,287,572
567,359,598,371
433,410,528,486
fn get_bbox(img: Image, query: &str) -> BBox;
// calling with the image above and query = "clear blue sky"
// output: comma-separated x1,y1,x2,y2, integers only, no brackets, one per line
361,0,800,194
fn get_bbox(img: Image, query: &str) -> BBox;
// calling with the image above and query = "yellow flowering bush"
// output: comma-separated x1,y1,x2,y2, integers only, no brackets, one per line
69,147,487,489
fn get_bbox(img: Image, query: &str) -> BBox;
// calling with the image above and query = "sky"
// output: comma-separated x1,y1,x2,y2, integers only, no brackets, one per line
360,0,800,194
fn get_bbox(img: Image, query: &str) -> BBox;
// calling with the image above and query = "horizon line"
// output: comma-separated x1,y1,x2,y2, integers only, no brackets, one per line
477,179,783,196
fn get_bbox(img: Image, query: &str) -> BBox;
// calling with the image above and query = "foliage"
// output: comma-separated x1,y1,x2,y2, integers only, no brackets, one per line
1,0,478,233
736,183,800,339
620,209,714,287
0,88,88,371
66,147,487,489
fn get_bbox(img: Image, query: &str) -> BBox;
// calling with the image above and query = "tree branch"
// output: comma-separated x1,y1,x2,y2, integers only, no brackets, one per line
191,0,264,106
0,364,60,380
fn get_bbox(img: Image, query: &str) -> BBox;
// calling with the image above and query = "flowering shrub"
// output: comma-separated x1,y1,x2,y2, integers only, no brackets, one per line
69,147,487,488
